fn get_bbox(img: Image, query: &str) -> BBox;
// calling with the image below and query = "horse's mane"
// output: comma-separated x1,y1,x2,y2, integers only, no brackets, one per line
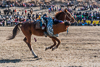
64,8,67,12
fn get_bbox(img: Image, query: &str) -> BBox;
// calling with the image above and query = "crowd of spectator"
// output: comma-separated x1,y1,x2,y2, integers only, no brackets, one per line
71,11,100,26
64,2,100,26
0,1,39,8
0,4,63,26
74,11,100,20
0,1,100,26
0,9,36,26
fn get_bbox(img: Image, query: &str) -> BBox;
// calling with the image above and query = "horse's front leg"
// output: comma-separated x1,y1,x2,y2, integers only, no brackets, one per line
45,37,56,51
52,37,61,51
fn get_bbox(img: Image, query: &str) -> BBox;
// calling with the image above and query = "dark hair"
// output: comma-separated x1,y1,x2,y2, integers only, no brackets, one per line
64,21,71,26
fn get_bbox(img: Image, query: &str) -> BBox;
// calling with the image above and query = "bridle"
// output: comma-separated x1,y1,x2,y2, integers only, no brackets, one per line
64,11,74,22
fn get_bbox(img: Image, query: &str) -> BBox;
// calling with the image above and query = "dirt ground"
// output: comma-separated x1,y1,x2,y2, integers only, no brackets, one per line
0,26,100,67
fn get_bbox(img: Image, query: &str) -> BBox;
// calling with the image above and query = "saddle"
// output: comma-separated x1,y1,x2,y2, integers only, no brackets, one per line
35,17,48,30
35,20,41,29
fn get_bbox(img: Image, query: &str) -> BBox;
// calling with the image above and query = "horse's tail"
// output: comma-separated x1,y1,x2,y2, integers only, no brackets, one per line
7,23,22,40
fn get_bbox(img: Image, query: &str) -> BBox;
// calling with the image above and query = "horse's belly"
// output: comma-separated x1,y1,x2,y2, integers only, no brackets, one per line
31,28,44,36
32,32,44,36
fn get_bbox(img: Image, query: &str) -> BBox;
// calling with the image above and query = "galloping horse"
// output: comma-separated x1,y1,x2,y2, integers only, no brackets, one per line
8,9,75,58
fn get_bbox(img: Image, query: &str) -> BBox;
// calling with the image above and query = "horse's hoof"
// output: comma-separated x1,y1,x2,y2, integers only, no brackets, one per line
34,56,38,58
45,47,50,51
45,48,48,51
52,47,57,51
45,48,47,51
52,48,55,51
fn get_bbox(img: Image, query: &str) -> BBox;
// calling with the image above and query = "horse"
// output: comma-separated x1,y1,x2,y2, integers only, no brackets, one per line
7,9,75,58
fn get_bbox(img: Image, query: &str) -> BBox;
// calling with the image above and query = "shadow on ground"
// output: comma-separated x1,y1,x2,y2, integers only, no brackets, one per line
22,57,42,61
0,59,21,63
0,57,42,63
68,66,82,67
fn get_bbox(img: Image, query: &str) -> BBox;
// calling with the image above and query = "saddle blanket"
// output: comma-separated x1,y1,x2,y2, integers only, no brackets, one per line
47,17,58,37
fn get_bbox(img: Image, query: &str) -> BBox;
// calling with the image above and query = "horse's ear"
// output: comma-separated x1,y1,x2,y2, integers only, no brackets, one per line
65,10,68,12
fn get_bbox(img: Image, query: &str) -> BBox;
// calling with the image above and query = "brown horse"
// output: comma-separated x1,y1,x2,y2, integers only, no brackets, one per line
8,9,75,58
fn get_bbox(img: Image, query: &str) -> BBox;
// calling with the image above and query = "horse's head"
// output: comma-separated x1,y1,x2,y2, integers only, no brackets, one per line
55,9,75,23
64,9,75,23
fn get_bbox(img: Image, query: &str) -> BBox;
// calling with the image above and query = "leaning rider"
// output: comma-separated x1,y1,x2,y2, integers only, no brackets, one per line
44,17,67,37
40,13,48,30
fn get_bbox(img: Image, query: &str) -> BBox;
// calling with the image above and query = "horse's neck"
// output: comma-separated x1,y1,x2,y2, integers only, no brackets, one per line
57,14,65,21
57,18,64,21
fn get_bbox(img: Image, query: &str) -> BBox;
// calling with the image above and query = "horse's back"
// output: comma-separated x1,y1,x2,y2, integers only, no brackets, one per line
21,22,33,30
21,21,44,36
20,22,35,36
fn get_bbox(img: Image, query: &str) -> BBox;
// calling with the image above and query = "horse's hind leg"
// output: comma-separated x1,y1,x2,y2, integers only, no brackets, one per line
23,35,38,58
21,26,38,58
26,36,38,58
23,37,27,43
45,37,56,51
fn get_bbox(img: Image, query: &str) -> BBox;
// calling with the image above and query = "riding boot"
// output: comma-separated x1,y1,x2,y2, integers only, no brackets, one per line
44,32,48,37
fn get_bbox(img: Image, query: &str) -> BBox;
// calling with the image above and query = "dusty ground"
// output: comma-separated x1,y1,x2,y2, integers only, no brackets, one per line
0,26,100,67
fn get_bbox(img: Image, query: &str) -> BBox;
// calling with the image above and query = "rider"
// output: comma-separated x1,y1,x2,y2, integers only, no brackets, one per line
44,20,71,37
36,13,46,29
44,16,70,37
37,13,41,20
42,13,48,26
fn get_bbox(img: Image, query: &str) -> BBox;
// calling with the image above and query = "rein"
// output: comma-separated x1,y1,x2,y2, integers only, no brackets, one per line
63,11,73,22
